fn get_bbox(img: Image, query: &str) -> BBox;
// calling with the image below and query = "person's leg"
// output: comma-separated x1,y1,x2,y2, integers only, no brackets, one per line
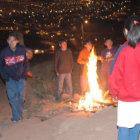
24,79,27,103
17,79,25,119
101,63,108,94
80,76,88,95
118,125,140,140
56,73,65,100
6,79,19,121
86,76,90,92
65,73,73,96
105,62,112,91
118,127,130,140
129,124,140,140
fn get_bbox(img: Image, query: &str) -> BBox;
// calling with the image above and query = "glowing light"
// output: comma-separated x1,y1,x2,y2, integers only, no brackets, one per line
34,49,39,54
85,20,88,24
78,48,103,111
51,45,55,49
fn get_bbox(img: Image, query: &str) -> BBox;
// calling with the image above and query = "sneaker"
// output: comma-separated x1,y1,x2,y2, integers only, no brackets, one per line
12,120,18,123
11,118,18,123
55,97,61,102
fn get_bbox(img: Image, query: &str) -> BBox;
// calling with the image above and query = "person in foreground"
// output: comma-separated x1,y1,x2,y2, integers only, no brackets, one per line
109,15,140,140
0,32,28,122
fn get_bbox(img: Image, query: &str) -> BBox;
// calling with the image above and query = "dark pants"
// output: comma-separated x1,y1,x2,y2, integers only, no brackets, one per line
6,78,25,121
56,73,72,99
101,61,112,93
118,125,140,140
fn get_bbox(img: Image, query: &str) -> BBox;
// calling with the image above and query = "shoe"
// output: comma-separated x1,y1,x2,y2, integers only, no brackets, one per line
55,97,61,102
12,120,18,123
11,118,18,123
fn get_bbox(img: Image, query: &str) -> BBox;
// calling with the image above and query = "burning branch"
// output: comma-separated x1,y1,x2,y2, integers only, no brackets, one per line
78,48,114,111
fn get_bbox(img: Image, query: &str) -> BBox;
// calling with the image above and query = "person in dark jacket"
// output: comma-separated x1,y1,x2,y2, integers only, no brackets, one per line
100,39,117,95
55,39,74,101
0,32,28,122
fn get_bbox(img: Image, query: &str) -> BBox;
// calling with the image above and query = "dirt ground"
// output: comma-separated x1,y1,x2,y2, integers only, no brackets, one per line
0,106,118,140
0,58,119,140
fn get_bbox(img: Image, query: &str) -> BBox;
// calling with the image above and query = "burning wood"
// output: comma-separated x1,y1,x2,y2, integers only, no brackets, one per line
75,48,116,112
55,47,117,113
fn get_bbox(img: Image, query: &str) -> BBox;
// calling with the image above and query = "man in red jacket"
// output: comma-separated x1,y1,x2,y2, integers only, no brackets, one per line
109,16,140,140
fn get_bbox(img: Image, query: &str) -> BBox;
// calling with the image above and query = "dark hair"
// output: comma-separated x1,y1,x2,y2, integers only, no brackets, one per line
8,32,19,40
59,39,67,44
124,15,140,31
83,39,92,45
105,39,113,44
105,38,113,42
128,24,140,48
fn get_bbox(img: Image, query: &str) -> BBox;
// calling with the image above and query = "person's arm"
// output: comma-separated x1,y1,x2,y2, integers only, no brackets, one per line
108,49,125,98
111,47,118,59
55,51,59,76
98,49,105,63
0,52,9,81
97,56,104,63
70,50,74,71
77,50,89,64
22,49,28,78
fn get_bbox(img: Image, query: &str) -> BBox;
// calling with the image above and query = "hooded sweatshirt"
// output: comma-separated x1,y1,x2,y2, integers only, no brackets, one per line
0,45,28,81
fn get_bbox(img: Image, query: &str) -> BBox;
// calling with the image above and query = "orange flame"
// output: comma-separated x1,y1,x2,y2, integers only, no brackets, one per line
78,48,103,111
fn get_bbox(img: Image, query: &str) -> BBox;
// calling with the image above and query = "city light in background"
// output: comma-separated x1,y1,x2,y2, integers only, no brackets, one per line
0,0,134,34
0,0,139,52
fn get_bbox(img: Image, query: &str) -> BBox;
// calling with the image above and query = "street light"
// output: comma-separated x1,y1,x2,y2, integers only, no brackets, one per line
84,20,88,24
81,20,88,45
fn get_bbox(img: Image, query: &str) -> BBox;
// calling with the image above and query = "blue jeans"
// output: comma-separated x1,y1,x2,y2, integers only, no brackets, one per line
6,78,25,121
118,124,140,140
56,73,72,99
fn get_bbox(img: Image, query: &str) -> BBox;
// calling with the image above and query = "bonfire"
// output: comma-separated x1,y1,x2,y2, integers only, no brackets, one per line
78,48,112,111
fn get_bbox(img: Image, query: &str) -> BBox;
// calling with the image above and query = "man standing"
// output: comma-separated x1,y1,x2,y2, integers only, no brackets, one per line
100,39,117,95
0,32,28,122
77,40,92,95
55,39,74,101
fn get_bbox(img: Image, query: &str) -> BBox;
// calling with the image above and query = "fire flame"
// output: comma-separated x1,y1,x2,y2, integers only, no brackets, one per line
78,48,103,111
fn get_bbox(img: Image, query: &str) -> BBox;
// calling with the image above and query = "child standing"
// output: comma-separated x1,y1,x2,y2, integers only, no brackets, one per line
0,32,28,122
109,16,140,140
55,39,74,101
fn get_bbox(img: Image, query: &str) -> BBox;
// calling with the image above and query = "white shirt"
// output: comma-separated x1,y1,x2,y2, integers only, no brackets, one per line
117,100,140,128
